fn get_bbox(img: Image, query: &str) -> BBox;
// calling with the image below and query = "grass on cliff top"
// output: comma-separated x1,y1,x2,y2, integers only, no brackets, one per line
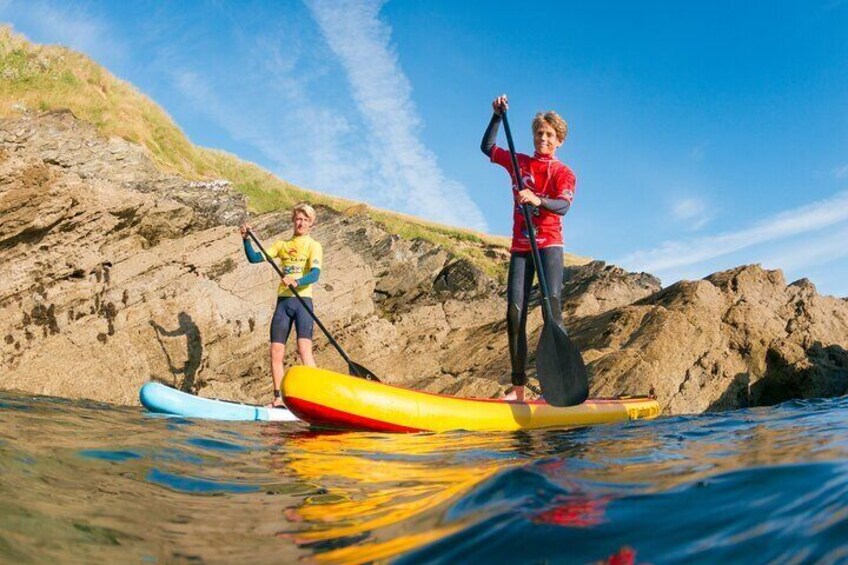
0,25,588,281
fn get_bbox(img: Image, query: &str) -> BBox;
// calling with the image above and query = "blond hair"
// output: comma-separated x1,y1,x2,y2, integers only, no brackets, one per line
532,111,568,142
292,202,316,222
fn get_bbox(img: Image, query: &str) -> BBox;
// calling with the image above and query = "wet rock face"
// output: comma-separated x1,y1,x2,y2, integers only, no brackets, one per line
2,111,847,414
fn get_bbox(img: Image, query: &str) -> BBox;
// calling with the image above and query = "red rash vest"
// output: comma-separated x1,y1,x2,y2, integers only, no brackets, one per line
490,145,576,253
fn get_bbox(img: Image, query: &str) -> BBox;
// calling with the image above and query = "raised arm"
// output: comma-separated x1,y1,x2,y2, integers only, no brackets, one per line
481,113,501,157
481,95,510,157
239,223,266,263
242,239,266,263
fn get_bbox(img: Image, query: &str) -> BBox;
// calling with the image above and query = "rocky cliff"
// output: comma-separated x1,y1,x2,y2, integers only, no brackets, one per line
2,111,847,413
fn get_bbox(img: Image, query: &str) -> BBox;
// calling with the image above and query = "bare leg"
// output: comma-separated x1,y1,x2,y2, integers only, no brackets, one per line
297,338,316,367
503,385,525,402
269,342,286,407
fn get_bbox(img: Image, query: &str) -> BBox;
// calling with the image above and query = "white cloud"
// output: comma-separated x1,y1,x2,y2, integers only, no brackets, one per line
670,197,710,230
758,226,848,297
172,43,373,201
167,5,485,228
173,71,283,163
0,0,124,65
618,191,848,275
305,0,488,231
760,224,848,273
671,198,704,220
246,34,375,200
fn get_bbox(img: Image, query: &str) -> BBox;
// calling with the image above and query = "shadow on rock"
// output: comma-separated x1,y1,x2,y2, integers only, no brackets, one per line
708,342,848,411
751,342,848,406
149,312,203,392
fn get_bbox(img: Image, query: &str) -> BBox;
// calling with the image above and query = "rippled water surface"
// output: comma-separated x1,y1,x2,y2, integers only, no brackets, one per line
2,391,848,564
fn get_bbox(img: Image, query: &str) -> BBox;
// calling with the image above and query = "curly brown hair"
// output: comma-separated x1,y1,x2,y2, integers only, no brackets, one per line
532,111,568,142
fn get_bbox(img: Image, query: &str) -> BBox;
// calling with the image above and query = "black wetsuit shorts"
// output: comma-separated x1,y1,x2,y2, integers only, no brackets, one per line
270,297,314,343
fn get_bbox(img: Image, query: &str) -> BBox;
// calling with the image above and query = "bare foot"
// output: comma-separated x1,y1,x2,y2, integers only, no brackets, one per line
265,398,285,409
503,386,525,402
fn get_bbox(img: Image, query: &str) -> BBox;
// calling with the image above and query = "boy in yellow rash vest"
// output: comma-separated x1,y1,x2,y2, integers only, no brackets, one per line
239,203,323,408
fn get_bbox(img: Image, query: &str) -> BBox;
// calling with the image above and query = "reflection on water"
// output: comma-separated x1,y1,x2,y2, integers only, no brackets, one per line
276,431,519,564
1,392,848,563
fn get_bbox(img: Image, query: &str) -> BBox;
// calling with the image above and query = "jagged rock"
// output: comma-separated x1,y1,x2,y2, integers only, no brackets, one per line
1,110,246,230
578,265,848,414
433,258,489,296
127,177,247,229
562,260,661,321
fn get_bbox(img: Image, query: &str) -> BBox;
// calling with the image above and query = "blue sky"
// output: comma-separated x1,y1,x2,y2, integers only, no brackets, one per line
3,0,848,296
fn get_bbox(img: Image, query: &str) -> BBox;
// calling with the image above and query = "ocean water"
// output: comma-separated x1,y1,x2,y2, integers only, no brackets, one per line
1,391,847,564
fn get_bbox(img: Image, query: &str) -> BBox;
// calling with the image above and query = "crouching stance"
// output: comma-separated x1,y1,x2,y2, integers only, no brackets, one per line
240,203,323,408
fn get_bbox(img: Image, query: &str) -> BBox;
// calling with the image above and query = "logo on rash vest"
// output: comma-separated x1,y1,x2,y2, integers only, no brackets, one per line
512,170,536,192
521,229,547,246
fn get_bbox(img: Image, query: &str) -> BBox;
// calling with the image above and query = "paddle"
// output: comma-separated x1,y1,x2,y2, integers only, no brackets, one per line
500,110,589,407
246,229,381,382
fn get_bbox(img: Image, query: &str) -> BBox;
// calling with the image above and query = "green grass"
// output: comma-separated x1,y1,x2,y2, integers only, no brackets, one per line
0,25,589,281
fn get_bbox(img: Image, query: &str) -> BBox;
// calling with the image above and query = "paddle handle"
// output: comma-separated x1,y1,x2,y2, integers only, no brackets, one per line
246,230,357,368
501,111,556,322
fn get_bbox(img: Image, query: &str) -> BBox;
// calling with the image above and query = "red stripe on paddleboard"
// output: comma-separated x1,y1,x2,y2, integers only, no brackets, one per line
285,397,423,433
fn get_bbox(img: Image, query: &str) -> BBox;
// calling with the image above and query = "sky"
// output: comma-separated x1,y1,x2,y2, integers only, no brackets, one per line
2,0,848,296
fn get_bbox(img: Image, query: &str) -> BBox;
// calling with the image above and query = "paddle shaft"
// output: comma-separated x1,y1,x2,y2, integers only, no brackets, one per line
500,111,556,323
246,229,375,380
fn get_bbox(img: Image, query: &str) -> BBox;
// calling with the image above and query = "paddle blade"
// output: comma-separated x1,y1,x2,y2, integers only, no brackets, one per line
535,322,589,407
348,360,381,383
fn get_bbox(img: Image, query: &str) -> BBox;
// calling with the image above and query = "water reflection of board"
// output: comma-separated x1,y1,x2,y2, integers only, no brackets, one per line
282,366,660,433
139,382,298,422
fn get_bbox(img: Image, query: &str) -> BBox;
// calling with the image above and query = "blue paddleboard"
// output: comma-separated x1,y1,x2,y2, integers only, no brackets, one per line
139,382,298,422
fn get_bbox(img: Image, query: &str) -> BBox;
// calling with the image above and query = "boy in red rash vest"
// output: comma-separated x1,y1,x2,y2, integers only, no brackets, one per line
482,94,575,402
